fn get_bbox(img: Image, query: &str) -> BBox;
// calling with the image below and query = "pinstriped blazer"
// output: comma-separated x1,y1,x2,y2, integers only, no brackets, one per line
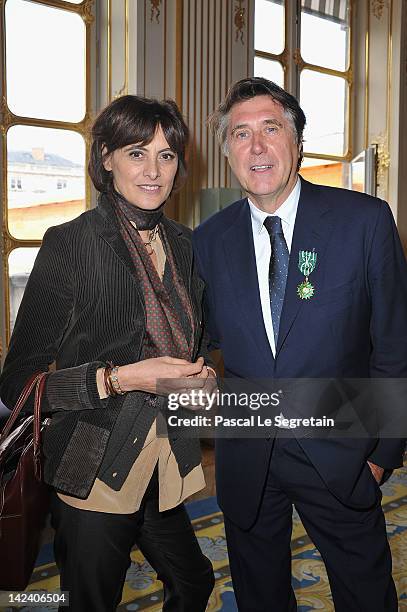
0,193,207,497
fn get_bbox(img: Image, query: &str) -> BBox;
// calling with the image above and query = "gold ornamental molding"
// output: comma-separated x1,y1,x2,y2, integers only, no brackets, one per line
371,133,390,183
292,51,352,84
293,48,305,71
150,0,161,24
107,0,129,101
0,96,13,135
1,231,14,259
80,0,95,26
78,110,94,146
1,231,41,256
234,0,245,44
279,48,289,69
255,48,289,71
371,0,388,20
113,0,129,99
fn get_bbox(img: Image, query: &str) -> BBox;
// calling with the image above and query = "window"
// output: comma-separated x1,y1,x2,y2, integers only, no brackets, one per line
1,0,94,350
254,0,352,188
254,0,285,88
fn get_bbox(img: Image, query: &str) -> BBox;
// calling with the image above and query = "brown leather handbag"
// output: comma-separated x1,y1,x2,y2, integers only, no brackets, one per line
0,372,51,590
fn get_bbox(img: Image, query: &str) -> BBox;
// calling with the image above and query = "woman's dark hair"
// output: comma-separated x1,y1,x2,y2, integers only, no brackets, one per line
88,95,189,193
209,77,306,169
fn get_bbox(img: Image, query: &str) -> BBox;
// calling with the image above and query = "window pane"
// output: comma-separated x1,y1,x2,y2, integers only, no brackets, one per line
7,125,85,240
300,71,347,156
6,0,86,122
255,0,284,55
254,57,284,87
300,157,349,188
8,248,39,334
301,0,350,71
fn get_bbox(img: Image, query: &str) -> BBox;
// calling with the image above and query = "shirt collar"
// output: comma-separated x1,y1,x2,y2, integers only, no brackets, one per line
248,177,301,235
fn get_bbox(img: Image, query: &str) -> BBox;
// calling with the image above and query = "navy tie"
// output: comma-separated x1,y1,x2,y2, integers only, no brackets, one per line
263,216,289,345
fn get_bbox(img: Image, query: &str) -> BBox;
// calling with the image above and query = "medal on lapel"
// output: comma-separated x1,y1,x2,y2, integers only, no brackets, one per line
297,250,317,300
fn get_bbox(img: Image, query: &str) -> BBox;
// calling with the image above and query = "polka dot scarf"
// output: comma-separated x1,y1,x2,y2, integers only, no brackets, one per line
113,195,195,361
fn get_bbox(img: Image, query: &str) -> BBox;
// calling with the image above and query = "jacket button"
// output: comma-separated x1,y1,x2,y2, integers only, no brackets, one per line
112,472,118,477
133,437,138,444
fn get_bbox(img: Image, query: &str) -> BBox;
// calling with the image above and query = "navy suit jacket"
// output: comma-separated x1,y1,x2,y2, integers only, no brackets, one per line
193,178,407,529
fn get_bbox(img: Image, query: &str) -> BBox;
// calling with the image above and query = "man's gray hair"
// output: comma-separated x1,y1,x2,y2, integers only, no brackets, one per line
208,77,306,169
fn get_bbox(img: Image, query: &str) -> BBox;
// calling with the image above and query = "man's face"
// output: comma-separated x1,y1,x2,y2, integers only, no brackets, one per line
226,95,300,211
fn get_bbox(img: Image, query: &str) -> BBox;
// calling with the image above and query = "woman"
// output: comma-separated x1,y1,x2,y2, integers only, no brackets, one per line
0,95,215,611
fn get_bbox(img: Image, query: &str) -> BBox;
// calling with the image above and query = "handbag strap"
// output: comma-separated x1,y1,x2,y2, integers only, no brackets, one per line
32,374,48,479
0,372,48,444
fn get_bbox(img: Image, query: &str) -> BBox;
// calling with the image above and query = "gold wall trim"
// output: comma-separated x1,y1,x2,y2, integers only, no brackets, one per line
1,0,6,361
10,0,96,23
347,0,354,159
81,0,95,25
371,0,388,20
175,0,183,108
2,231,41,256
163,0,167,97
22,0,92,17
293,49,352,81
293,48,305,71
371,132,390,182
0,106,91,133
0,96,12,134
255,48,289,70
364,0,370,148
234,0,246,44
386,0,392,196
107,0,112,101
150,0,161,24
303,152,352,163
113,0,129,99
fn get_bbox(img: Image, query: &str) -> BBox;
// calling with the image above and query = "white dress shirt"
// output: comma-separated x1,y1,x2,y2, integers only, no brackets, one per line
248,177,301,356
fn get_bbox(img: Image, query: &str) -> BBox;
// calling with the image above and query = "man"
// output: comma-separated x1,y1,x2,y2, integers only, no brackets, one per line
193,77,407,611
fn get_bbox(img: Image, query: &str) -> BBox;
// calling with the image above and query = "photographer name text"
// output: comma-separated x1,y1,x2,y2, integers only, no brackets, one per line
167,415,335,429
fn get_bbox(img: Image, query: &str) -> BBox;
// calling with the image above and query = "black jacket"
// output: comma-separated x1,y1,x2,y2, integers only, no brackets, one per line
0,194,206,497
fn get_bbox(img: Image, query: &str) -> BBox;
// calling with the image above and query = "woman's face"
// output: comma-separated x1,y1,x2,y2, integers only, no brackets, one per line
103,125,178,209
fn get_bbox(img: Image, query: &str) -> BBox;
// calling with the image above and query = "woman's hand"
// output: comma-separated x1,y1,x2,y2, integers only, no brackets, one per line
97,356,207,398
182,365,218,410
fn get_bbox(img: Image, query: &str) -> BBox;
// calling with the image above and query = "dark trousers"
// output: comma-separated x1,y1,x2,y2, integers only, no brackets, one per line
224,436,397,612
50,478,214,612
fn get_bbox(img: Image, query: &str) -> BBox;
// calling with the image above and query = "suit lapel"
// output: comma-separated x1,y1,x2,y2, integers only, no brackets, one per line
161,217,192,292
222,200,274,367
276,179,334,356
95,194,143,290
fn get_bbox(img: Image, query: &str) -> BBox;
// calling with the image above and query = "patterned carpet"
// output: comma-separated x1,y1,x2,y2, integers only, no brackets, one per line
1,465,407,611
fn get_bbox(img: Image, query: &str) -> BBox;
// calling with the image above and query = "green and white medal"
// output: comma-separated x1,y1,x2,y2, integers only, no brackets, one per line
297,250,317,300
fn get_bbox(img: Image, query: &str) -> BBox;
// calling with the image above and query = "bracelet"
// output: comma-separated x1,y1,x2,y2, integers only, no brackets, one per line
110,364,126,395
104,362,126,396
206,365,217,378
103,364,114,396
